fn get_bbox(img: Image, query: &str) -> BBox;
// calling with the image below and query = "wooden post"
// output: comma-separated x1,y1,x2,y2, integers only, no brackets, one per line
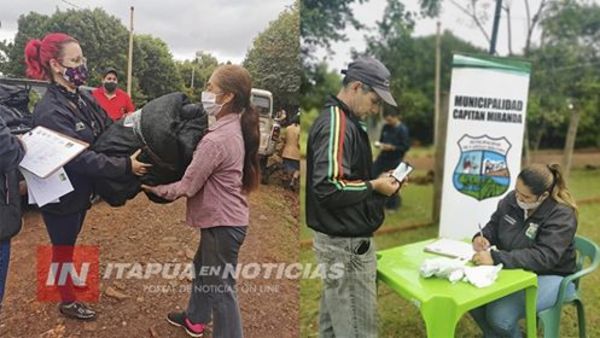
489,0,503,54
434,21,441,149
562,108,581,180
190,67,195,89
522,121,531,167
127,6,134,96
433,93,449,225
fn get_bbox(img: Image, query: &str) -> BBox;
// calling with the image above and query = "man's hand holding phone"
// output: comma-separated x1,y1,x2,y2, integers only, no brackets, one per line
370,176,400,196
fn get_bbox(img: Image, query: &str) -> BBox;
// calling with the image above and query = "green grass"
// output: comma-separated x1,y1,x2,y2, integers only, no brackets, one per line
568,169,600,200
300,168,600,337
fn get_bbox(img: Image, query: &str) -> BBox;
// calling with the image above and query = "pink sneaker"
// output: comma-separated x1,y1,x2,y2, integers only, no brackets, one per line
166,311,205,337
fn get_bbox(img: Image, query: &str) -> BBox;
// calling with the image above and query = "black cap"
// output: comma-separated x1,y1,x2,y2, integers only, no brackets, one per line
341,56,397,107
103,67,118,78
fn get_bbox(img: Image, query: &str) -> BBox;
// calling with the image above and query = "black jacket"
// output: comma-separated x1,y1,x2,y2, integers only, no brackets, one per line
306,96,386,237
32,84,131,215
479,191,577,276
0,116,25,241
377,122,410,162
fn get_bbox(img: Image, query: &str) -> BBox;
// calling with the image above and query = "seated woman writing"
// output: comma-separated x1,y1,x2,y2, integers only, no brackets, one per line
470,163,578,338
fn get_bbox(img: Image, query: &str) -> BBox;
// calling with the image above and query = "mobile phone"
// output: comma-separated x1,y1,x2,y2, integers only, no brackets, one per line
391,161,413,182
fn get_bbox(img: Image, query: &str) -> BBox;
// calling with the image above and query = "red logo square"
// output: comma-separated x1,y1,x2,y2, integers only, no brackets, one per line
36,245,100,302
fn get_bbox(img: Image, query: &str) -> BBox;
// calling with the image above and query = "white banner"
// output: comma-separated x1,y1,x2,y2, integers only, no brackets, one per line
439,54,531,240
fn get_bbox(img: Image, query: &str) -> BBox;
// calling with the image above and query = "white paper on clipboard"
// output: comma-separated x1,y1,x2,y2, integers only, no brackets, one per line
21,167,73,207
19,126,88,178
424,238,476,261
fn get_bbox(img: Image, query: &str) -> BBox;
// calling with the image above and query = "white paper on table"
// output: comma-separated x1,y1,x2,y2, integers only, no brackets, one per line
19,126,88,178
424,238,476,261
21,167,72,207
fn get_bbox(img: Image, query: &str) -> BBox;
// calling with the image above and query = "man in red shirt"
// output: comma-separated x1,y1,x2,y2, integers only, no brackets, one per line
92,68,135,121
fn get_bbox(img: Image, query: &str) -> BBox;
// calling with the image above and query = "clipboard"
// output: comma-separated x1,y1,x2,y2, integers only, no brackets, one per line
424,238,476,261
18,126,89,178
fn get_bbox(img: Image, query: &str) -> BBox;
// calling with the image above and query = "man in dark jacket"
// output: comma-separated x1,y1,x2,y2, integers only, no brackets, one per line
0,116,26,307
306,57,403,337
372,108,410,211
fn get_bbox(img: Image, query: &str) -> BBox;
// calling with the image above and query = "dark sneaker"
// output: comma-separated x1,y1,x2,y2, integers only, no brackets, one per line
167,312,205,337
59,302,97,321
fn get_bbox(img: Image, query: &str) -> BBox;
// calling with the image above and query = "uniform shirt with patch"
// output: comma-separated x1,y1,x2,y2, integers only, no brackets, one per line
477,190,577,276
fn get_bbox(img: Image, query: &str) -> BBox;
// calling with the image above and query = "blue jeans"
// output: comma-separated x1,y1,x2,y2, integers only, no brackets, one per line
0,239,11,305
470,275,576,338
186,226,247,338
313,231,378,338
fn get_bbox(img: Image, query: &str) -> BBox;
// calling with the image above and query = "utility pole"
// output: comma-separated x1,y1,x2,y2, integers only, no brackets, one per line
562,102,581,180
489,0,503,54
433,93,449,224
191,67,195,89
127,6,134,96
434,21,441,149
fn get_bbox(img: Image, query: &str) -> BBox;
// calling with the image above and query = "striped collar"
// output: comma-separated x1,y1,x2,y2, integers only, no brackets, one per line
326,95,368,133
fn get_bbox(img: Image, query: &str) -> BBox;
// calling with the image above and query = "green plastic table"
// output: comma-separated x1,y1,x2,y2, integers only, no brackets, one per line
377,239,538,338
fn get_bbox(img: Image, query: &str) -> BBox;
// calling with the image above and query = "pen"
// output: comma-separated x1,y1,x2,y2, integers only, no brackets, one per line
478,223,490,250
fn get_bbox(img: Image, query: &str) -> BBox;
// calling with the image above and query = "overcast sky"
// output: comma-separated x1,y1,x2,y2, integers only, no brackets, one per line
0,0,292,64
314,0,574,71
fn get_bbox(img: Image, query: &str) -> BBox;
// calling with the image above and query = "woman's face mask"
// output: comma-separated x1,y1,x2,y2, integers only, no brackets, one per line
201,91,224,116
515,184,548,211
62,63,89,87
516,197,544,211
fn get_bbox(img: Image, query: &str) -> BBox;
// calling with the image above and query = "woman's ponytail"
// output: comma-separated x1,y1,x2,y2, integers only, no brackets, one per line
24,39,45,80
240,103,260,192
547,163,578,217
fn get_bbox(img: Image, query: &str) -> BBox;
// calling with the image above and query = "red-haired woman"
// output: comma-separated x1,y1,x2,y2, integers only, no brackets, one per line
24,33,150,320
143,65,260,338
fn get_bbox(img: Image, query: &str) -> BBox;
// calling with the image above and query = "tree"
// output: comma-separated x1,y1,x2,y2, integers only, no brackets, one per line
1,8,184,105
176,51,220,102
300,62,341,111
244,3,301,111
4,9,130,83
133,34,182,103
527,0,600,150
301,0,368,57
364,0,484,144
446,0,547,56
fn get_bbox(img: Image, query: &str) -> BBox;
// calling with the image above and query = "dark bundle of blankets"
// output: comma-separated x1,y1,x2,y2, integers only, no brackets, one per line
92,92,208,206
0,84,33,134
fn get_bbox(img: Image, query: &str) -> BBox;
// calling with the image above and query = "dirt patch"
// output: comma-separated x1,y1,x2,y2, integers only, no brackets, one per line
0,184,299,338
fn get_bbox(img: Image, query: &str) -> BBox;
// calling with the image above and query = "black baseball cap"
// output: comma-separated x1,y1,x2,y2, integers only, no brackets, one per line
341,56,397,107
103,67,118,78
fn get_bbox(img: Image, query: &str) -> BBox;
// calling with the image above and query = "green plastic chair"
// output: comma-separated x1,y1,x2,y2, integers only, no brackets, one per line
538,235,600,338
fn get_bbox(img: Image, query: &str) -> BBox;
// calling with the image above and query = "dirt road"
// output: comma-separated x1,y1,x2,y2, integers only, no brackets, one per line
0,184,299,338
